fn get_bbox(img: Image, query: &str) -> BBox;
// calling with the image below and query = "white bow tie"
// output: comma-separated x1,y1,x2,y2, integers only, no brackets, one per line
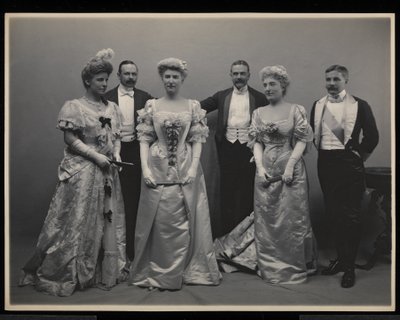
328,94,344,103
121,89,134,97
234,88,248,95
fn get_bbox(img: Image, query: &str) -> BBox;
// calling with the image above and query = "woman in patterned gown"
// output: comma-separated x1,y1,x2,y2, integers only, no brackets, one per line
215,65,317,284
129,58,221,291
19,49,127,296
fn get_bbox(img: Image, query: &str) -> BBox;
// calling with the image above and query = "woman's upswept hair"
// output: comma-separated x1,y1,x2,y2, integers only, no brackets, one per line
81,48,114,89
157,57,188,79
259,65,291,95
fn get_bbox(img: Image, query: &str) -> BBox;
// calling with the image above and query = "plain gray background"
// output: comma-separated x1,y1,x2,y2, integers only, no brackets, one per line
8,15,391,246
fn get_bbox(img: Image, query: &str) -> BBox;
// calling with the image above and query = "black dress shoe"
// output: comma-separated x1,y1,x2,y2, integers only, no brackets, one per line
341,269,356,288
321,259,343,275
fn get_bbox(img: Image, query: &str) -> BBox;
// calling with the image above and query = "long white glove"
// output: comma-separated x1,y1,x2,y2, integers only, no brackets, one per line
139,142,157,188
113,139,121,162
66,131,110,169
112,138,122,172
253,142,267,184
282,141,306,185
183,142,202,185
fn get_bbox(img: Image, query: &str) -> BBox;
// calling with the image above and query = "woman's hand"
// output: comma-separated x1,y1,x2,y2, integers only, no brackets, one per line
282,166,294,185
113,153,122,162
92,153,111,169
256,166,268,185
142,167,157,188
257,166,267,178
183,166,197,185
113,153,123,172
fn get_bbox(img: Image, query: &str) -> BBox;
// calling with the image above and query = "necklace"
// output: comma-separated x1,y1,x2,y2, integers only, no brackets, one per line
82,96,105,111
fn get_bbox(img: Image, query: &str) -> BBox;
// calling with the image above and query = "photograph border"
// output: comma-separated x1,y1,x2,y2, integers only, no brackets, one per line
3,12,396,312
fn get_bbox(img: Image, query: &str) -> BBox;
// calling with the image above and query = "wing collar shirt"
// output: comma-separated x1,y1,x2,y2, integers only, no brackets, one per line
118,85,135,142
320,89,347,150
226,85,250,144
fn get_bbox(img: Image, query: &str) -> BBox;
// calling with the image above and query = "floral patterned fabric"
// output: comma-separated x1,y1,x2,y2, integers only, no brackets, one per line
130,99,221,289
215,105,317,284
19,98,127,296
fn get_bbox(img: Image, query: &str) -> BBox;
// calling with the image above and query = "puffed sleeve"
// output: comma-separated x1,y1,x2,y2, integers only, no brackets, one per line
110,101,123,139
293,104,314,153
56,100,85,131
247,109,262,150
136,99,156,144
187,100,209,143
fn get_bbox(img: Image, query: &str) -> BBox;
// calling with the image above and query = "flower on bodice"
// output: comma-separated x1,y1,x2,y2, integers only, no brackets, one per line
164,119,182,166
264,122,279,135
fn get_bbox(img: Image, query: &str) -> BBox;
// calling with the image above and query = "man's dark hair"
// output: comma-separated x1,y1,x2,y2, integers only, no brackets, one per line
231,60,250,73
325,64,349,81
118,60,138,74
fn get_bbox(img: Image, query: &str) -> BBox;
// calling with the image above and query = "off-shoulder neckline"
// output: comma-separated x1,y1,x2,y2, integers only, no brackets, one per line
155,110,192,115
258,104,297,125
151,98,197,115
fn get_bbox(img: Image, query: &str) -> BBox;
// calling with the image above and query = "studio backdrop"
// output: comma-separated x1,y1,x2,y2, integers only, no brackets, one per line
8,15,391,250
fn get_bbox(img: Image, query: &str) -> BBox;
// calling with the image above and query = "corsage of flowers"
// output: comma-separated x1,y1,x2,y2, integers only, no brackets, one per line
164,119,182,166
264,122,279,135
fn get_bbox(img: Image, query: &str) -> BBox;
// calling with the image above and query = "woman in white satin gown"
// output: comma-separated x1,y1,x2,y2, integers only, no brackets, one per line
215,65,317,284
129,58,221,291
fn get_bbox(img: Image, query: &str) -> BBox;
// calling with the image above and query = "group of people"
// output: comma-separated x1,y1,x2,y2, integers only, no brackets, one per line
19,48,379,297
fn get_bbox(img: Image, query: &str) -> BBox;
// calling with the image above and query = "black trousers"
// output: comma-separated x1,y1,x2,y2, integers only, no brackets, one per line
216,138,256,237
119,140,141,262
318,149,366,269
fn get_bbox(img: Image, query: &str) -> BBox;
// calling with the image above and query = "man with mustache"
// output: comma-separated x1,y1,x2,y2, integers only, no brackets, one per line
201,60,268,237
104,60,152,264
310,65,379,288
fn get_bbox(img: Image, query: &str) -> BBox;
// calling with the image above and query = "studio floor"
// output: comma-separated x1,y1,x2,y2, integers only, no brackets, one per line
7,235,393,311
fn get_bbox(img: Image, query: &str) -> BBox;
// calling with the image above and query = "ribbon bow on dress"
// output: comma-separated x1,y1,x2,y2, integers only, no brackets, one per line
99,116,112,128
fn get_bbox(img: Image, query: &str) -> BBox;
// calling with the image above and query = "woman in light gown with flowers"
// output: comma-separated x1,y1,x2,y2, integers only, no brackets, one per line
19,49,127,296
129,58,221,291
215,65,317,284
